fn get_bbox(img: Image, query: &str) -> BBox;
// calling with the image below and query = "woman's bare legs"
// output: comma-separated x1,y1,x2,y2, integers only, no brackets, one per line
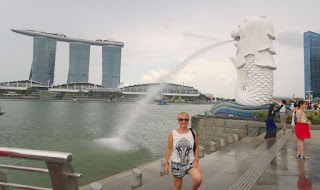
297,139,305,156
188,167,202,190
301,139,305,156
173,176,183,190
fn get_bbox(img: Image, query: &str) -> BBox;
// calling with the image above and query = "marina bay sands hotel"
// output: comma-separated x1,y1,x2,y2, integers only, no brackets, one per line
11,29,124,89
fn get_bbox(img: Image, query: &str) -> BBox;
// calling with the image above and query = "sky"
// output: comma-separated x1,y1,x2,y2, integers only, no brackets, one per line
1,0,319,99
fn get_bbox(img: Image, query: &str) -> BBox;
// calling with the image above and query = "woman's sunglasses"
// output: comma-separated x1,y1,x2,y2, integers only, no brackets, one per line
178,118,189,122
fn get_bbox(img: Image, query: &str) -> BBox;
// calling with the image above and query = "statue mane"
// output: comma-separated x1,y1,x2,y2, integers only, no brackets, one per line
231,16,277,70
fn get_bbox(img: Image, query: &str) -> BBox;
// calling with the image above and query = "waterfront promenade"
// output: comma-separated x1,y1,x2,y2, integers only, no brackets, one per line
81,130,320,190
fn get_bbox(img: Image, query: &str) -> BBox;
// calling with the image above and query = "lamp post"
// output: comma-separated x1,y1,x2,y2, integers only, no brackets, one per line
306,91,313,102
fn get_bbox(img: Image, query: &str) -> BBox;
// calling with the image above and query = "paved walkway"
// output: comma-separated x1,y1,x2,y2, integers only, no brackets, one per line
251,131,320,190
81,130,320,190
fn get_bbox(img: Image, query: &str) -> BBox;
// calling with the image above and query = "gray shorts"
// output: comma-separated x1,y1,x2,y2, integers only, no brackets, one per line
171,161,195,178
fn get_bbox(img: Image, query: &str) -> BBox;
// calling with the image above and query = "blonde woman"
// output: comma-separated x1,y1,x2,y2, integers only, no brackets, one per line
165,112,202,190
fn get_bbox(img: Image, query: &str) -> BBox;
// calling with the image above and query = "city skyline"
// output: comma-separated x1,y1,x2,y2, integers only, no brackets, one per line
11,29,124,88
1,0,320,98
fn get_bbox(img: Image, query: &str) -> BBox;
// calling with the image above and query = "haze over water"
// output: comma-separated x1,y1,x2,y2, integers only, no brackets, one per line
0,100,211,187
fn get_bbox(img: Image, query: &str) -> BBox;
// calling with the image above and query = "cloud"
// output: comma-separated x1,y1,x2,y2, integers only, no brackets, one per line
276,31,303,47
119,82,130,88
140,69,170,83
140,57,237,98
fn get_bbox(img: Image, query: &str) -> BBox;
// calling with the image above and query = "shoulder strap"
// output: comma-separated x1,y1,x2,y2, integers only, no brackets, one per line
190,128,196,153
190,128,195,139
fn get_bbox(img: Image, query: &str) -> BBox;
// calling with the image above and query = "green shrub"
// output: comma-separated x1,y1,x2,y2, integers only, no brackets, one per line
306,111,320,125
286,114,293,124
252,111,268,121
253,111,320,125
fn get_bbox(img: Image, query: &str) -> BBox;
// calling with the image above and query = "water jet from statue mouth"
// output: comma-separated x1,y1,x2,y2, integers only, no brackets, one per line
93,137,139,151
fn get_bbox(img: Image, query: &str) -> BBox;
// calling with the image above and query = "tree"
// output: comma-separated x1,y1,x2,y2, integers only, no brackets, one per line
26,87,38,94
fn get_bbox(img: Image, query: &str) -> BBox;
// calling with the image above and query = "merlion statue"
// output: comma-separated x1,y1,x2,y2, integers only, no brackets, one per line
230,16,276,106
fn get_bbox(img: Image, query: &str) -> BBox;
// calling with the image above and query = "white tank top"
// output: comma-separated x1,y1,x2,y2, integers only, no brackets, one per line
297,110,307,122
171,129,195,164
280,105,286,113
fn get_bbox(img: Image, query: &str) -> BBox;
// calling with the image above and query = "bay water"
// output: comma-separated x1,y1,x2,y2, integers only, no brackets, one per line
0,100,211,187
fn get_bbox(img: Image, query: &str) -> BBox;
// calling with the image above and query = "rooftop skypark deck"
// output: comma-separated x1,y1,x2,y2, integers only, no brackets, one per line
11,29,124,47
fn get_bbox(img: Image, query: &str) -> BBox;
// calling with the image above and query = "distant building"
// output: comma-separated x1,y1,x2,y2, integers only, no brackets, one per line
11,29,124,89
304,31,320,99
68,42,91,83
0,80,48,90
30,37,57,85
51,83,117,92
120,83,200,97
0,80,119,94
102,46,122,89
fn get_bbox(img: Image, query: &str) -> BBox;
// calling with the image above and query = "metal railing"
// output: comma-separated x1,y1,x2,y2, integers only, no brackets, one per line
0,147,81,190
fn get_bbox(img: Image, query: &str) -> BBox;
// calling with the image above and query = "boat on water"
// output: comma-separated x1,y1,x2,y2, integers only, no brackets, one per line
158,100,168,105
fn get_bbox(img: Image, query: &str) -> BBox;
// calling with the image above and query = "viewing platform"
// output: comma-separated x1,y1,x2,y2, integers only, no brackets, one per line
80,130,320,190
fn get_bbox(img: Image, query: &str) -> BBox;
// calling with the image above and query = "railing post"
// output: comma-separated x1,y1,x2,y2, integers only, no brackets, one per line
0,147,80,190
0,171,8,190
46,162,78,190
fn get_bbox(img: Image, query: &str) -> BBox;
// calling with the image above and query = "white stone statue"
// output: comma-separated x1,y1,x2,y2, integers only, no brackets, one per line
230,16,276,106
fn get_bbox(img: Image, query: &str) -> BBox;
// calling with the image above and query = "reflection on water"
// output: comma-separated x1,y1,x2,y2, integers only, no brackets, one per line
0,100,211,186
297,160,312,190
93,137,139,151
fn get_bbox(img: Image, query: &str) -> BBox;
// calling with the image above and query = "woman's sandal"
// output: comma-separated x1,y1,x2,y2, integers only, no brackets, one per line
296,154,301,158
299,155,309,159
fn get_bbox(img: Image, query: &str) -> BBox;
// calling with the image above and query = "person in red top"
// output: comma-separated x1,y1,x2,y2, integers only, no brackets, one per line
295,100,311,159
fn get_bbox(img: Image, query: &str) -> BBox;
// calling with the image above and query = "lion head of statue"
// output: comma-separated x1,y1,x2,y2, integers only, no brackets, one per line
230,16,277,70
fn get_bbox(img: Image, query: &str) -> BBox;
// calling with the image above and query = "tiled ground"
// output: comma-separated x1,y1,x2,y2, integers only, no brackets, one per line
252,130,320,190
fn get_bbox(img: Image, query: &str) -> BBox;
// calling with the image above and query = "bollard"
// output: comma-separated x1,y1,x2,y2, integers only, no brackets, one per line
90,182,103,190
199,146,204,158
210,141,216,152
0,171,8,190
220,138,226,147
228,135,234,144
234,134,239,142
160,158,166,176
131,168,142,189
